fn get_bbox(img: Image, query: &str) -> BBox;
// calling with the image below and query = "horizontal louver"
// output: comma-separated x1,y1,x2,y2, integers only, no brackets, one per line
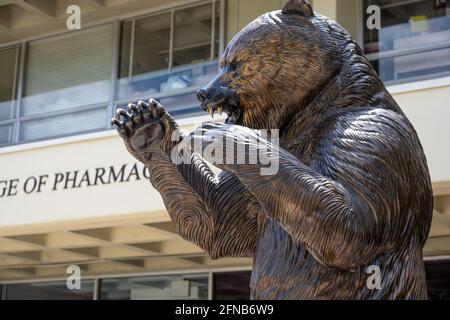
0,46,18,121
18,24,113,142
23,24,113,116
20,107,107,141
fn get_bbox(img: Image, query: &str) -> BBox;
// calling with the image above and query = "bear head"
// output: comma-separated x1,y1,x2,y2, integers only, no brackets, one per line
196,0,342,130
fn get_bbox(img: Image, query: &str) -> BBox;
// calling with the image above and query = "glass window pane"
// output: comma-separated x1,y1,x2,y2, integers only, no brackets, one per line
214,0,220,58
213,271,251,300
117,13,171,99
99,274,208,300
117,91,201,121
118,20,134,80
131,14,171,76
117,2,220,102
5,281,94,300
22,24,114,116
0,46,19,121
173,3,215,67
159,92,202,118
426,260,450,300
363,0,450,83
20,107,107,142
0,125,12,146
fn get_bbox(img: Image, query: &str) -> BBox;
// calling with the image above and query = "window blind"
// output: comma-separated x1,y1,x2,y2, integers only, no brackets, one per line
23,24,114,116
20,108,107,142
0,47,18,121
19,24,114,142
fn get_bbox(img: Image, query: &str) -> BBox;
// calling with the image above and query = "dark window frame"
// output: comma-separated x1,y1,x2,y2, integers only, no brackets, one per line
362,0,450,85
0,0,225,148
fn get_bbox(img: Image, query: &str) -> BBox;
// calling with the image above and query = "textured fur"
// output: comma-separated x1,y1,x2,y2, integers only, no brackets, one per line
113,0,433,299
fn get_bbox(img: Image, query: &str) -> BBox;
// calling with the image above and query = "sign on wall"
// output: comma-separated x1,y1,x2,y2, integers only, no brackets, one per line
1,163,149,198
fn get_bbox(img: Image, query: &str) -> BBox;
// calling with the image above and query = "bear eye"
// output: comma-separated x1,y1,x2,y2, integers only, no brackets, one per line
228,61,239,71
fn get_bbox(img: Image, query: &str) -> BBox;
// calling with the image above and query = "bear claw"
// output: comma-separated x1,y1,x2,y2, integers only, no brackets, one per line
113,100,149,136
112,98,169,142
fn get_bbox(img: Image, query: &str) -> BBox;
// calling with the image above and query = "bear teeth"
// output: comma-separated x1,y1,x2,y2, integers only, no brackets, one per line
207,106,225,118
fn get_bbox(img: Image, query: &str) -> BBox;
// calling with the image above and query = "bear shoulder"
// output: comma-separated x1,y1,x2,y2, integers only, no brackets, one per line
312,107,429,201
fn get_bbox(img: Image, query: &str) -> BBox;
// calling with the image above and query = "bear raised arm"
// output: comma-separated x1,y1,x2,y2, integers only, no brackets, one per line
113,0,433,299
112,98,262,258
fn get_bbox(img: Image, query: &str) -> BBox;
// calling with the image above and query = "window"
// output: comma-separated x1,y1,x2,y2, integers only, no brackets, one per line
0,25,114,146
20,24,114,142
363,0,450,84
0,1,224,148
213,271,251,300
117,0,221,117
3,280,95,300
99,274,209,300
0,46,19,146
0,284,4,299
425,260,450,300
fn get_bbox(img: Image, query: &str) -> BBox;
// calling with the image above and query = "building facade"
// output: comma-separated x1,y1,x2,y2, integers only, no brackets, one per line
0,0,449,299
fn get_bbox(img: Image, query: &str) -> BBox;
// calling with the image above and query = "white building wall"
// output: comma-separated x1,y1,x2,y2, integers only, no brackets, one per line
1,80,449,229
389,79,450,184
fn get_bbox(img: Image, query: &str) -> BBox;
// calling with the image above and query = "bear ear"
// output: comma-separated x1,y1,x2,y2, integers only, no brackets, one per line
282,0,314,17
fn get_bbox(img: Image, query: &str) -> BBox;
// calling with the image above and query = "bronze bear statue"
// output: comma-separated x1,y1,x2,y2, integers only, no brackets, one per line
113,0,433,299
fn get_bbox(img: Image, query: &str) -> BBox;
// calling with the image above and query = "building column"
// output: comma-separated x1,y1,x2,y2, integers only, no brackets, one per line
226,0,284,43
313,0,362,44
225,0,362,45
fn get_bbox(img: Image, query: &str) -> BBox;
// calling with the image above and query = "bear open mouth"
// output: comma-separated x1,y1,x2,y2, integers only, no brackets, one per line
196,85,243,125
201,101,243,125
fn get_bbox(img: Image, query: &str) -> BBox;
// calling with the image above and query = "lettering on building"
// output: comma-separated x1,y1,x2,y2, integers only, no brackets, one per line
0,163,149,198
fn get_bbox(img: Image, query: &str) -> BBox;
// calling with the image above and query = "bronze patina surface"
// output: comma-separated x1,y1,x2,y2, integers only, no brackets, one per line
113,0,433,299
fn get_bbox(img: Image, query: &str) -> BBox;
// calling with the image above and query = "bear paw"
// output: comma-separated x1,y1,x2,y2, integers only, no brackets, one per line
112,99,179,162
